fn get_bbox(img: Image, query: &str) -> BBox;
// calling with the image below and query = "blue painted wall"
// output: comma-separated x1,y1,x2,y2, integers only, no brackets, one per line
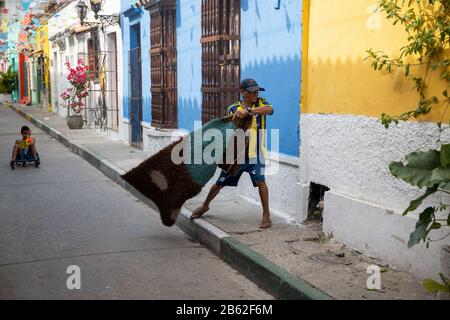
241,0,302,157
176,0,202,132
11,55,19,102
121,0,302,157
120,1,151,124
176,0,301,156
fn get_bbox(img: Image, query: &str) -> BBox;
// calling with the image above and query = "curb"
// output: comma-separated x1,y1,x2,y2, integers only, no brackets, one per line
7,103,334,300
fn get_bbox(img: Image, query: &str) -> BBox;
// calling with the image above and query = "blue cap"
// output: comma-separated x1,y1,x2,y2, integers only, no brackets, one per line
240,78,265,92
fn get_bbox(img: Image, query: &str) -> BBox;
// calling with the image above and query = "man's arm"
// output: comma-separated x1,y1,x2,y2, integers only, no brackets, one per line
252,105,273,116
254,98,274,115
233,105,274,119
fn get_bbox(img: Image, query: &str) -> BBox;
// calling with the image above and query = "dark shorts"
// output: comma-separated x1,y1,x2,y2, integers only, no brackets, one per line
15,150,39,162
216,161,265,187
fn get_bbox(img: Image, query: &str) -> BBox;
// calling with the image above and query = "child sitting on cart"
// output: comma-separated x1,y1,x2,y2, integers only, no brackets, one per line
10,126,40,170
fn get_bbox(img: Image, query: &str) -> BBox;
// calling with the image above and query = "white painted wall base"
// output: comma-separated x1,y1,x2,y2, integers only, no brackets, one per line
144,127,186,156
234,153,301,222
296,181,310,222
118,119,130,144
300,113,450,279
323,190,450,280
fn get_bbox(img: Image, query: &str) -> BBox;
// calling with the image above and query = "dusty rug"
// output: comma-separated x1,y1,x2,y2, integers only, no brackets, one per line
121,115,251,226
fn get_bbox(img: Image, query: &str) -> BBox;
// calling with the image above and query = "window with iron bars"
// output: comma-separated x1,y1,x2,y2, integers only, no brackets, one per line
201,0,241,124
87,30,100,80
143,0,178,129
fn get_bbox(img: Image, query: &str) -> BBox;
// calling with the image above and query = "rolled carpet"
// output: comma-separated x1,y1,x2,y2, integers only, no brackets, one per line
121,115,251,226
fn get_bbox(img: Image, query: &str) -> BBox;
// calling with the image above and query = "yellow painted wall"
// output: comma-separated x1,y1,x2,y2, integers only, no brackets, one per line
35,25,49,77
35,24,51,112
302,0,449,123
41,24,50,88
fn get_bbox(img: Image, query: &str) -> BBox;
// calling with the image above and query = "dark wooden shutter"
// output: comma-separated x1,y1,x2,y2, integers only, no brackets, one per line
142,0,178,129
87,31,100,80
201,0,240,124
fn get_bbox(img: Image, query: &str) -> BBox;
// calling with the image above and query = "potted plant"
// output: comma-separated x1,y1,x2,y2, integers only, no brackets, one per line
0,67,18,103
61,59,89,129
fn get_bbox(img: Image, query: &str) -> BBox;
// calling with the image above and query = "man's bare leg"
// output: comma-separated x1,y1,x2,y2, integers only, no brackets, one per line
256,181,271,228
190,184,224,220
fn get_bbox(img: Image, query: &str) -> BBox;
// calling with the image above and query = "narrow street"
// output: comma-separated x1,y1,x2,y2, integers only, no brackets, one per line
0,0,448,304
0,106,272,299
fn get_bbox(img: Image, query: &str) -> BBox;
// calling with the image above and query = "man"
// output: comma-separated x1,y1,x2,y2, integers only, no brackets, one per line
190,79,274,228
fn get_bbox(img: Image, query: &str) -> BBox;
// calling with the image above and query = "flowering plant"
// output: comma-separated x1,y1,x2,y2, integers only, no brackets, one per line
60,59,89,115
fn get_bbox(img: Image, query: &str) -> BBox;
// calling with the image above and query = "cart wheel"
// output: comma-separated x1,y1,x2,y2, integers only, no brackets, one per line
22,162,26,167
35,160,40,168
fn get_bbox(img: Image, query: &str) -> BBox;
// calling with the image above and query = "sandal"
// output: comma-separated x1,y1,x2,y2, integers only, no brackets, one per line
259,220,272,229
190,205,210,220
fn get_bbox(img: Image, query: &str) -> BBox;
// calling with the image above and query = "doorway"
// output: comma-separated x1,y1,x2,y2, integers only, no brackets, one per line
129,23,142,148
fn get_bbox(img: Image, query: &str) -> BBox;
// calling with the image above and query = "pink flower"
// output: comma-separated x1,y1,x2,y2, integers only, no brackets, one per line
62,60,90,114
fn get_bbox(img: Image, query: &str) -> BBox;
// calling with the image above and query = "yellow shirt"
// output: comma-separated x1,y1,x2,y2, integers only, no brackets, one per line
17,137,33,150
227,98,273,159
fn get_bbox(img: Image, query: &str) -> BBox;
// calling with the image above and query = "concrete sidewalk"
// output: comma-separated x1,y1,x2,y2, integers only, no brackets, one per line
4,103,436,300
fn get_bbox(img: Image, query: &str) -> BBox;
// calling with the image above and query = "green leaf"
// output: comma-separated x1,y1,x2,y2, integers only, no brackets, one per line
430,221,441,230
429,167,450,185
390,150,442,189
423,279,450,293
439,182,450,192
390,161,432,188
402,186,438,216
405,149,440,170
408,207,434,248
